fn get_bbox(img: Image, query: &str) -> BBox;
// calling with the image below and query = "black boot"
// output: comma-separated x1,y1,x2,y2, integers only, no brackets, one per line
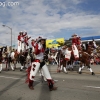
79,71,82,74
28,80,34,90
92,72,95,75
48,80,57,91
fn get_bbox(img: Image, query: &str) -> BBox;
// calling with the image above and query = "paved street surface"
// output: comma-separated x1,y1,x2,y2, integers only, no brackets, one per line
0,64,100,100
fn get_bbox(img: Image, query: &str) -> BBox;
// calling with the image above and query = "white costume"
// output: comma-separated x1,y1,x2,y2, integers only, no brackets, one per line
17,32,27,53
26,37,57,91
10,51,15,71
72,44,79,59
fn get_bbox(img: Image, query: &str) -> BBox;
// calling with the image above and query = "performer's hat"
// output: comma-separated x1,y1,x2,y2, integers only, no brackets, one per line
19,31,23,34
36,36,46,42
71,33,77,37
31,39,35,41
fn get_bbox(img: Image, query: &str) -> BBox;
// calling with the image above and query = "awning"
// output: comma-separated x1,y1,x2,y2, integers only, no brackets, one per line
81,36,100,42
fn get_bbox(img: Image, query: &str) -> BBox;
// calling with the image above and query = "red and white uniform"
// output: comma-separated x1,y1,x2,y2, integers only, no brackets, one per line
26,39,56,90
72,35,81,46
17,32,27,53
34,42,45,61
24,36,31,46
77,37,81,45
64,48,72,61
72,37,78,45
72,44,79,60
24,36,31,50
71,34,80,60
31,41,35,47
18,34,22,53
31,40,36,53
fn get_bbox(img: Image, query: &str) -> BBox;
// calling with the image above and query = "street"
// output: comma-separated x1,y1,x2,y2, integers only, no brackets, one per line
0,64,100,100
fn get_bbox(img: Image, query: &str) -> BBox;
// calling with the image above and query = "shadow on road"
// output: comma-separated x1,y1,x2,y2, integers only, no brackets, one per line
17,97,22,100
38,81,51,100
0,75,25,96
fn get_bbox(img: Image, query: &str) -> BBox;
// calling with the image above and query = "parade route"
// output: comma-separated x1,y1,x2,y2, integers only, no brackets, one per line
0,64,100,100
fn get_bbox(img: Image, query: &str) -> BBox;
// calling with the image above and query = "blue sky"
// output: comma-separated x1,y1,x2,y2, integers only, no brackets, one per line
0,0,100,48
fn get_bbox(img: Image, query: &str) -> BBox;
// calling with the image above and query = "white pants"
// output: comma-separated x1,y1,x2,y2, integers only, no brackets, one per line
18,40,25,53
30,62,52,81
72,45,79,59
18,40,21,53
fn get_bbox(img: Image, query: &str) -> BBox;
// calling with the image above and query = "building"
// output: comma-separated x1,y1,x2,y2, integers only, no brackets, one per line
81,35,100,45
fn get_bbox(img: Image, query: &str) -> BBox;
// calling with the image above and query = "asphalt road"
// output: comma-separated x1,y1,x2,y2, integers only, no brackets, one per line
0,64,100,100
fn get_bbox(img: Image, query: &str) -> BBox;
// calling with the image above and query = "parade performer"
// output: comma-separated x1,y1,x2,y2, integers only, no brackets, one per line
31,39,36,47
26,37,57,91
71,34,79,60
77,37,82,47
60,45,71,73
50,47,57,53
18,32,22,53
31,39,36,53
19,50,26,71
17,31,27,53
72,44,79,60
24,35,31,50
72,34,78,45
71,34,81,46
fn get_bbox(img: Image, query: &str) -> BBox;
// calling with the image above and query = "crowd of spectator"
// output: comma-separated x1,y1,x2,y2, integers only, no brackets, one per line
90,53,100,65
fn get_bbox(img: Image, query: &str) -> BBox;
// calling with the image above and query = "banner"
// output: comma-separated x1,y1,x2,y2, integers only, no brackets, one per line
46,38,65,48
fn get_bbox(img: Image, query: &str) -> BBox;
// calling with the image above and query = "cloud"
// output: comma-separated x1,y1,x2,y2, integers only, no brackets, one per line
0,0,100,48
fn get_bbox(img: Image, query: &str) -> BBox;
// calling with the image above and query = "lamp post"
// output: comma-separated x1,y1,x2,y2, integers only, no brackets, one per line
2,25,12,51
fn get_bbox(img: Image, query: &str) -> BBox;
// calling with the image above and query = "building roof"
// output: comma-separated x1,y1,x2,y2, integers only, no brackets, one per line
81,35,100,42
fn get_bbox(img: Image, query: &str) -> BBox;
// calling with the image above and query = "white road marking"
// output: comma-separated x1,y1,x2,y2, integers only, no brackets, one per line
85,86,100,89
0,76,24,80
53,79,58,82
0,76,40,82
0,76,58,83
